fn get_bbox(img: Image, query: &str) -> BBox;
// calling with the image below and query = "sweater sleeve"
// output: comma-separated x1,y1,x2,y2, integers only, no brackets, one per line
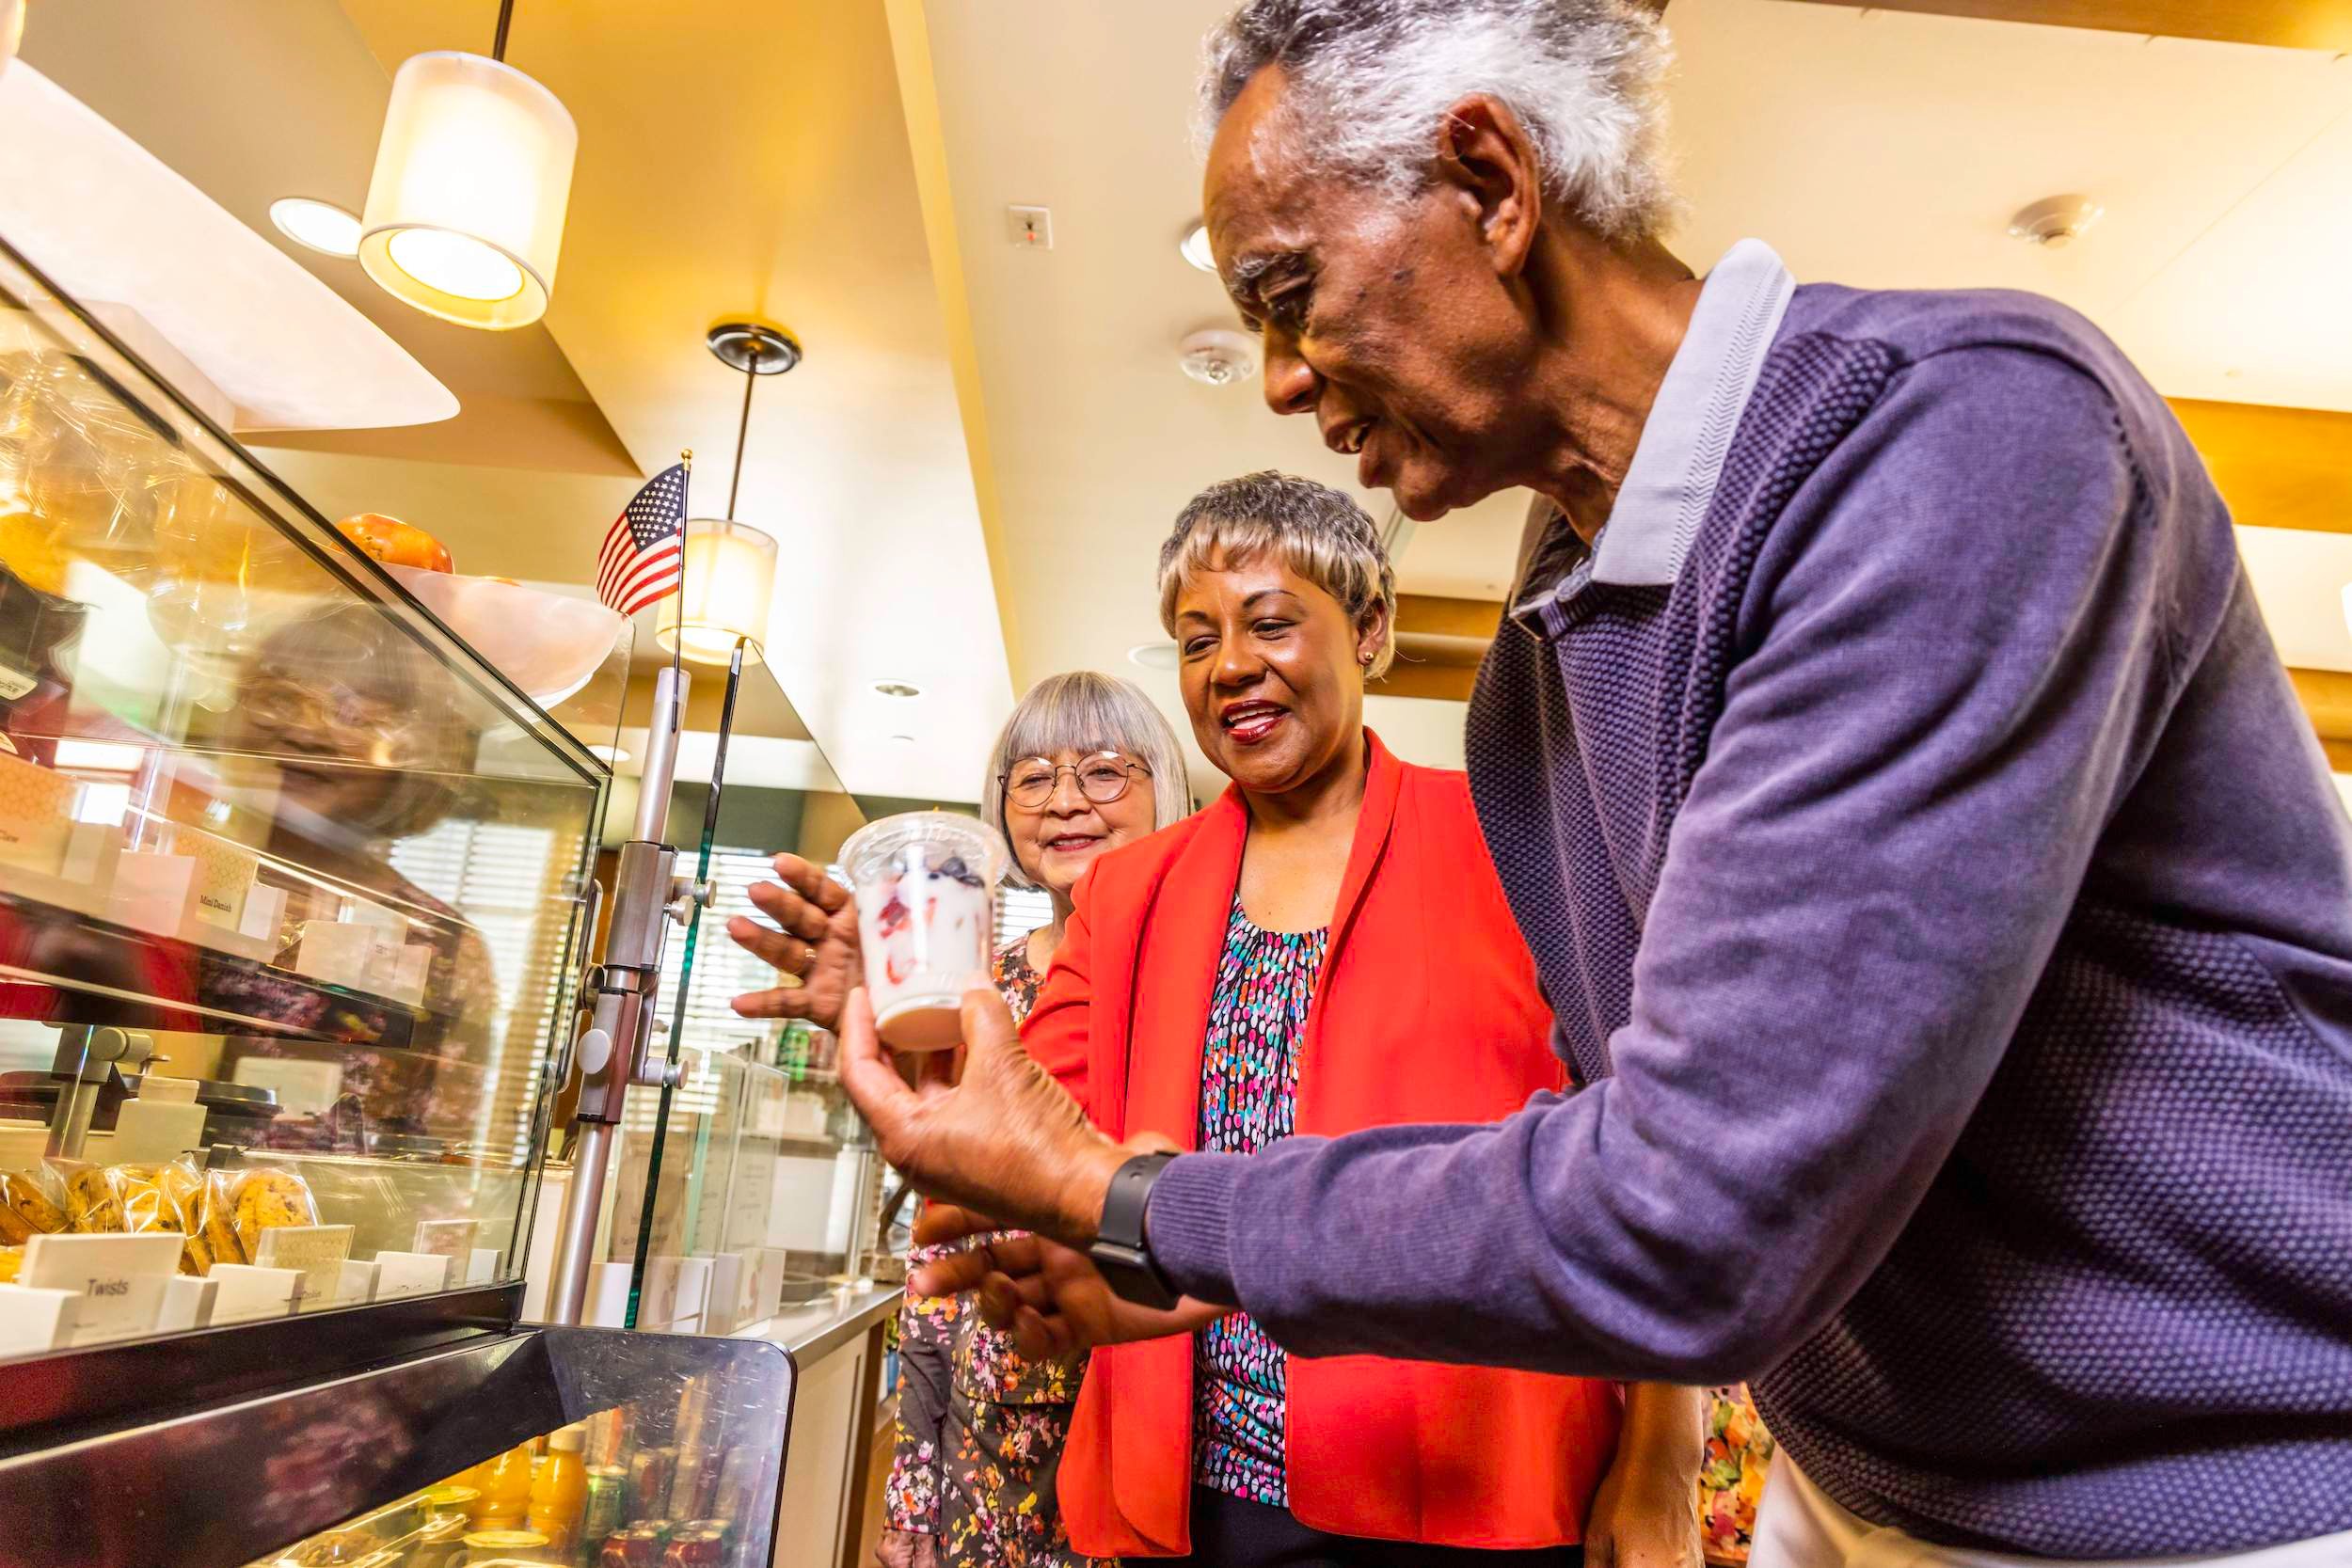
1146,347,2203,1382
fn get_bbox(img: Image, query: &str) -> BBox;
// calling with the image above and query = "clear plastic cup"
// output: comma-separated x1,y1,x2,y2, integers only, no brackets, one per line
838,812,1007,1052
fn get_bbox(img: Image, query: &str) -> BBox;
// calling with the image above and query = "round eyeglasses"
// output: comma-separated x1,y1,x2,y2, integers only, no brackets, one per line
1002,752,1152,811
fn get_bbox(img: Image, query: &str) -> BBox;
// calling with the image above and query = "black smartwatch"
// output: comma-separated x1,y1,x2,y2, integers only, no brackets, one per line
1088,1151,1181,1310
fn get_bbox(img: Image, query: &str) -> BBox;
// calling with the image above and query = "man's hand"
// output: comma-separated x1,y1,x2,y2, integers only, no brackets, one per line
1584,1384,1706,1568
909,1209,1229,1358
838,984,1126,1244
728,853,860,1031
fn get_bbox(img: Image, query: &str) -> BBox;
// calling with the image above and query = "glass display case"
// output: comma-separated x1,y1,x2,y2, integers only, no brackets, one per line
587,649,881,1340
0,1315,793,1568
0,236,617,1353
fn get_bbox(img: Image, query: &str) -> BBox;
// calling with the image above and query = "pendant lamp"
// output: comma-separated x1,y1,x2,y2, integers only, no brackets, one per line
657,323,799,663
358,0,576,330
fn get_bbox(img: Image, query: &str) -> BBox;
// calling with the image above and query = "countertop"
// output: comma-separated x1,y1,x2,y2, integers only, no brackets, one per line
737,1279,902,1366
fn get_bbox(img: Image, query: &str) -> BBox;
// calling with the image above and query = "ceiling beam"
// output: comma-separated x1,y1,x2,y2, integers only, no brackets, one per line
2170,401,2352,536
1782,0,2352,50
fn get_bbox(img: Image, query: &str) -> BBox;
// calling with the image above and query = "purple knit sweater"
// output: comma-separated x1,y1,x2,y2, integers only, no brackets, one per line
1146,284,2352,1557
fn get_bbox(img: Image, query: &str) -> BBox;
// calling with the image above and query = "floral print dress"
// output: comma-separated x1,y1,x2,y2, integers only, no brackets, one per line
1699,1386,1776,1563
1192,904,1328,1507
884,937,1104,1568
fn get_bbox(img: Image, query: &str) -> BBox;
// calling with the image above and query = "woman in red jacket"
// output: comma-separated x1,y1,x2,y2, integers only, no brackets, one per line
1021,473,1700,1566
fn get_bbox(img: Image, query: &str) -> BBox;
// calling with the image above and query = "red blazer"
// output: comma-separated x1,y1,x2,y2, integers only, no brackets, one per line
1024,732,1624,1556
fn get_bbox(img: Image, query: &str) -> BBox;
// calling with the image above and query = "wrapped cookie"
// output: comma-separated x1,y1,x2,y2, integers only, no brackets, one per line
118,1159,211,1275
160,1158,212,1275
198,1167,246,1269
0,1167,69,1244
231,1166,320,1259
56,1160,122,1234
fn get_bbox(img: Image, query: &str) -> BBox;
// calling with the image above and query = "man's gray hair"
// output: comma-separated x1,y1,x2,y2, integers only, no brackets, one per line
1158,472,1398,679
1198,0,1675,241
983,671,1195,889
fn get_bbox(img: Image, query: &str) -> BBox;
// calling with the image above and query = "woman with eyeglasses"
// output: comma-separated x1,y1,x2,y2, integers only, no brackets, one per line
735,476,1701,1568
733,670,1188,1568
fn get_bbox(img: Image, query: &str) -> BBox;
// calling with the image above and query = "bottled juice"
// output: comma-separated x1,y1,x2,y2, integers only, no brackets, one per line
529,1423,590,1552
477,1439,537,1529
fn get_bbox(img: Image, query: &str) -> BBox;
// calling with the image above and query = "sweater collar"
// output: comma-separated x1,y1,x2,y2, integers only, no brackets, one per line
1510,239,1795,625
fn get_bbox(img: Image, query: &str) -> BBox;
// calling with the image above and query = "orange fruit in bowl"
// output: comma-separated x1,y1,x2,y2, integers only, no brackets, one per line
335,513,453,573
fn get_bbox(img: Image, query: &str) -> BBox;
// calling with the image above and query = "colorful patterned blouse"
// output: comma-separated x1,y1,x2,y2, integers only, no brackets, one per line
1192,904,1328,1508
1700,1384,1776,1563
885,936,1104,1568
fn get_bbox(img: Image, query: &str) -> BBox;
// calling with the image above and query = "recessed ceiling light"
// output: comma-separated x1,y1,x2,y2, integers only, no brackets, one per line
593,743,630,765
269,197,363,258
872,680,923,700
888,734,916,746
1128,641,1181,671
1180,219,1216,274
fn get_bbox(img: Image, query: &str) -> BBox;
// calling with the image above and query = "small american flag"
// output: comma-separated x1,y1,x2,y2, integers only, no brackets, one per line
595,463,689,617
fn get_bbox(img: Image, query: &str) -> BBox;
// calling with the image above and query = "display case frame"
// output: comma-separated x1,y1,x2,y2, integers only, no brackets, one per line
0,231,617,1356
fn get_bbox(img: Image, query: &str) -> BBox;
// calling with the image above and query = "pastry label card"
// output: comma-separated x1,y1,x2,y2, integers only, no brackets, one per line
20,1232,180,1343
253,1223,355,1310
411,1218,479,1259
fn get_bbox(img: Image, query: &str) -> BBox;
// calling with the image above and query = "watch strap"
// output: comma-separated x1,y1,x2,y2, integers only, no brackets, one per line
1090,1150,1179,1308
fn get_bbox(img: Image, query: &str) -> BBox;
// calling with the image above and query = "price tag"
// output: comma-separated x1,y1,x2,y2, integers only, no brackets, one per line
20,1233,179,1344
373,1250,453,1299
209,1263,300,1324
0,1286,80,1354
155,1275,217,1333
410,1218,479,1260
253,1224,356,1310
338,1259,380,1306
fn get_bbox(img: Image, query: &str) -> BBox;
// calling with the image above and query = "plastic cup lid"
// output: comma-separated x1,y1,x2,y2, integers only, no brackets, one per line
838,810,1007,888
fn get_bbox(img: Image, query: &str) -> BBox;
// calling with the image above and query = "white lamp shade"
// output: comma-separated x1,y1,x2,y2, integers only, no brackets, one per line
358,51,576,330
658,519,780,664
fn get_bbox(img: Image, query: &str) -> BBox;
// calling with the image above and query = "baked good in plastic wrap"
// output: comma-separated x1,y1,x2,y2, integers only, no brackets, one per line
0,1243,21,1283
0,1165,69,1243
115,1156,213,1275
56,1159,121,1233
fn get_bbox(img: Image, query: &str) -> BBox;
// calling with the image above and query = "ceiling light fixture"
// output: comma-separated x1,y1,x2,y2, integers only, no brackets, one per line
872,680,923,700
1179,328,1259,387
1128,641,1181,671
358,0,577,329
658,323,800,664
268,197,364,258
593,743,631,765
1180,220,1216,274
2007,194,2104,250
888,734,916,746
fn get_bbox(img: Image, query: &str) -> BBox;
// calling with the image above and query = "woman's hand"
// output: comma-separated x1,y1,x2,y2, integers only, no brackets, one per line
728,853,860,1031
1584,1384,1706,1568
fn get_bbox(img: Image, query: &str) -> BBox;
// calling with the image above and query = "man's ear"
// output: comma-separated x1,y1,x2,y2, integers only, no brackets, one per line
1432,93,1544,278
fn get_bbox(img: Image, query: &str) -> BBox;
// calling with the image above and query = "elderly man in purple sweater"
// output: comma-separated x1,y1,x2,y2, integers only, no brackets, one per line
780,1,2352,1562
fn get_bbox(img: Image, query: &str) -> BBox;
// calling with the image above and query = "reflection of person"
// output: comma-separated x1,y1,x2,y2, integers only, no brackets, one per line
834,3,2352,1567
223,604,496,1137
874,673,1187,1568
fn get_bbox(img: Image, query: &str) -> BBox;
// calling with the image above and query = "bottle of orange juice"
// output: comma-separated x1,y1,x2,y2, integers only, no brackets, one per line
476,1439,537,1530
528,1423,589,1552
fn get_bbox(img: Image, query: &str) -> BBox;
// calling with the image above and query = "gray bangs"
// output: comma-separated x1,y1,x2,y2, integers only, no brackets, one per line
983,671,1196,888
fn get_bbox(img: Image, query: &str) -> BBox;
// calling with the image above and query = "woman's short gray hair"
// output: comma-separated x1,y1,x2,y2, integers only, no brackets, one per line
1157,471,1397,679
1198,0,1675,242
982,671,1195,889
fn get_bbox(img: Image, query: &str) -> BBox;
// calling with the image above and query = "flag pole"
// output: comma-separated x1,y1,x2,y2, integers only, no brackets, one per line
670,449,691,683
